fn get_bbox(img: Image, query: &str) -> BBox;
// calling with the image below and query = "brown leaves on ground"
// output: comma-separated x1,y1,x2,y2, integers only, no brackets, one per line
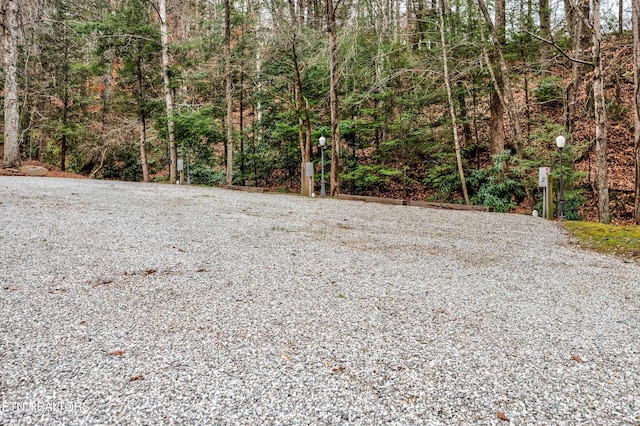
497,411,510,422
572,354,585,363
48,288,66,294
129,374,144,382
109,350,125,356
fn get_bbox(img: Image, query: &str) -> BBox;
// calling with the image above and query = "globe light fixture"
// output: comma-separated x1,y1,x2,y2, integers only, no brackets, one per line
319,136,326,197
555,135,566,219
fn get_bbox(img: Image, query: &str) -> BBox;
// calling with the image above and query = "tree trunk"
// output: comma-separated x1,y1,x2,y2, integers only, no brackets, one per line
292,41,312,195
225,0,233,185
478,0,524,157
439,0,470,204
566,0,587,134
159,0,177,184
539,0,551,74
488,0,505,155
2,0,20,168
592,0,610,223
327,0,340,196
633,0,640,223
136,51,150,182
140,117,150,182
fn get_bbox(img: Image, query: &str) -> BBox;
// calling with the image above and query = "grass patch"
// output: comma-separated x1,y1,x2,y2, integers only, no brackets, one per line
564,221,640,258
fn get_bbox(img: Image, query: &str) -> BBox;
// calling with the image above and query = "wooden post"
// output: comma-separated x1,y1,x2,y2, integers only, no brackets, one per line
548,178,553,219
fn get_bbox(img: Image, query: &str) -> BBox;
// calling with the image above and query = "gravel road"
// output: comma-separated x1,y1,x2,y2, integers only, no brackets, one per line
1,177,639,425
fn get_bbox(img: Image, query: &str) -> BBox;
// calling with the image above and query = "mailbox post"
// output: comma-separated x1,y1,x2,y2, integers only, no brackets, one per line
538,167,551,219
305,162,314,197
177,159,184,185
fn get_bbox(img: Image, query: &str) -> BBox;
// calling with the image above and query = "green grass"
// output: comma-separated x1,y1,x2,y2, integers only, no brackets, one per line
563,221,640,259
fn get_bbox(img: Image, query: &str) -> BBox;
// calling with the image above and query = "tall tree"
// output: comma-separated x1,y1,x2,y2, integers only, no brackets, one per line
439,0,470,204
224,0,233,185
633,0,640,223
2,0,20,168
539,0,551,74
488,0,505,154
326,0,340,196
565,0,589,133
592,0,609,223
478,0,524,157
159,0,177,184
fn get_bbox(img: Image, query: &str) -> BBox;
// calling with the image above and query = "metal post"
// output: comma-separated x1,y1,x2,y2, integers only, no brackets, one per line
558,147,565,219
320,145,326,197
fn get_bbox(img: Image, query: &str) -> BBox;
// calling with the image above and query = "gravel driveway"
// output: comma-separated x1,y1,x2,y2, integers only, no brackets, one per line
1,177,639,425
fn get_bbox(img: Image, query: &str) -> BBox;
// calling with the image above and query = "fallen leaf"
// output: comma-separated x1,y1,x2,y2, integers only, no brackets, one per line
109,350,125,356
436,309,447,314
281,353,291,362
79,321,87,325
129,374,144,382
497,412,510,422
49,288,65,294
196,268,209,273
9,286,17,291
332,366,345,374
91,279,113,288
145,269,157,275
572,354,585,363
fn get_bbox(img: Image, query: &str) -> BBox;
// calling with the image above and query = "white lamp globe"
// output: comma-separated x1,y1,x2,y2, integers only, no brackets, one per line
555,135,566,149
319,136,326,147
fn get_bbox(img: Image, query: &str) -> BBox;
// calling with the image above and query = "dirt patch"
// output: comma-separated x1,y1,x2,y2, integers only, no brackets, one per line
0,161,86,179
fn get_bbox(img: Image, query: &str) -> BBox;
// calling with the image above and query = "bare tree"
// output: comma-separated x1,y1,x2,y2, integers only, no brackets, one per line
633,0,640,223
488,0,505,154
159,0,177,184
439,0,469,204
225,0,233,185
565,0,589,133
477,0,524,158
592,0,610,223
326,0,340,196
2,0,21,168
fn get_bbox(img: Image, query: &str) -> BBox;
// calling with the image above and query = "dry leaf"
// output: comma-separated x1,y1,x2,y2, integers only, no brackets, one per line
281,353,291,362
9,286,17,291
145,269,157,275
109,350,125,356
129,373,144,382
49,288,65,294
436,309,447,314
497,412,510,422
79,321,87,325
572,355,585,363
332,366,345,374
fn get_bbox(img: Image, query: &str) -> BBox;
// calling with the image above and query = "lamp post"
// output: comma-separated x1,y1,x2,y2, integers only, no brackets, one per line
319,136,326,197
556,135,566,220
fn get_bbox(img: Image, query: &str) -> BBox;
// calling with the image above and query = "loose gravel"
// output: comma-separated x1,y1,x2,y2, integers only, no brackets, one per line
0,177,639,425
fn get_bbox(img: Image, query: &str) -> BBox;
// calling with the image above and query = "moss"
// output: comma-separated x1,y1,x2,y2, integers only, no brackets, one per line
564,221,640,258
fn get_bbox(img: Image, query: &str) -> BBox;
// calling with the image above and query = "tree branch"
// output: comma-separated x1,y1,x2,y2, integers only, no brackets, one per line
525,30,593,67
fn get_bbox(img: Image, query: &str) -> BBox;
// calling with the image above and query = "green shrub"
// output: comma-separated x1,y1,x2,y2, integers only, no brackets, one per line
533,77,564,108
467,150,526,212
341,164,401,193
189,163,226,187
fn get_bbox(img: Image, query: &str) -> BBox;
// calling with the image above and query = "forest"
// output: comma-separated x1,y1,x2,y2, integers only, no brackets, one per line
1,0,640,224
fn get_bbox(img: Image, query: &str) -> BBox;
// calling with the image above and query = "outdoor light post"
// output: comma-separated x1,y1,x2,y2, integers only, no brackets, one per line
319,136,326,197
556,135,566,220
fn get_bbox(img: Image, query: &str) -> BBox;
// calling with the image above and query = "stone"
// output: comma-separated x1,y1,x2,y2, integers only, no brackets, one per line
20,165,48,177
